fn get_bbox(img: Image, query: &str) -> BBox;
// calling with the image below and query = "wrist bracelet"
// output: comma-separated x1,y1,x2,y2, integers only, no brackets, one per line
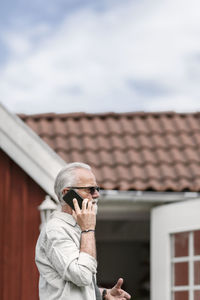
102,289,107,300
81,229,95,234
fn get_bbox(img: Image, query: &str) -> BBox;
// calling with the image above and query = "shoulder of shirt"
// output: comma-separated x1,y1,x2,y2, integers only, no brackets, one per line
46,211,77,232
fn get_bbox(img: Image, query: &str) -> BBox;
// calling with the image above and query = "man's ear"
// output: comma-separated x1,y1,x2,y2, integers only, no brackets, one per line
62,188,68,195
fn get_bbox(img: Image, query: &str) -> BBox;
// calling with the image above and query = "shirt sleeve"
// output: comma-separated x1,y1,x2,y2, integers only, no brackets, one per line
45,227,97,287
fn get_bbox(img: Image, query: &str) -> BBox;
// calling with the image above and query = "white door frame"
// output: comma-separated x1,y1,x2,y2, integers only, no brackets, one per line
151,198,200,300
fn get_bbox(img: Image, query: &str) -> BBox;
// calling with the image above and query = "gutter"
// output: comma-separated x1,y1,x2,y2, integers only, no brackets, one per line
99,190,200,204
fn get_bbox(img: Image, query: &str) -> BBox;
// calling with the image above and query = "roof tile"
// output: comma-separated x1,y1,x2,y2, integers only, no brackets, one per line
106,117,122,135
162,179,179,191
93,117,108,135
119,180,132,190
160,164,177,180
80,118,95,136
103,181,118,190
186,115,200,132
184,148,200,163
130,164,148,181
113,150,128,165
99,150,114,166
173,115,192,133
119,117,134,134
170,148,187,164
56,150,69,162
145,164,161,180
193,132,200,147
156,149,173,164
82,136,98,151
91,166,103,184
54,136,67,150
131,180,147,191
67,136,83,151
127,149,144,165
165,133,181,148
146,116,164,134
115,165,131,181
190,163,200,178
96,136,112,151
70,151,85,162
191,179,200,191
175,163,192,179
124,135,140,150
141,149,158,164
146,180,164,191
179,133,196,147
137,135,154,149
25,118,40,133
110,135,126,150
178,178,193,191
101,166,117,181
152,134,168,149
52,118,67,136
133,116,150,134
66,118,81,136
160,115,177,134
84,151,101,168
39,118,53,136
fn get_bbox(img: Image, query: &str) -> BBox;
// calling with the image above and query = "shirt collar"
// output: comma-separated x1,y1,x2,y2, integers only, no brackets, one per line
51,211,77,227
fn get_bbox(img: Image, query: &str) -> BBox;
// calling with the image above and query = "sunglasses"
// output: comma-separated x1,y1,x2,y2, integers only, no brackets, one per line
68,186,100,195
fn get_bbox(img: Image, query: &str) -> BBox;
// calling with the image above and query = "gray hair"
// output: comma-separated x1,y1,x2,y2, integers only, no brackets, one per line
54,162,91,204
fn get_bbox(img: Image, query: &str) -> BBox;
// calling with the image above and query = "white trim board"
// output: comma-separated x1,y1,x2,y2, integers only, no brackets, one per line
0,103,66,201
151,198,200,300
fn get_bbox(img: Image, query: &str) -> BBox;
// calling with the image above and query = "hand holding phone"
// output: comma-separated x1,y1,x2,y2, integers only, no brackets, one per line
63,189,96,231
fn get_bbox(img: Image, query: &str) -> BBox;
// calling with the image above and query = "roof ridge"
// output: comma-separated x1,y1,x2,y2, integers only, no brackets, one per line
18,111,200,120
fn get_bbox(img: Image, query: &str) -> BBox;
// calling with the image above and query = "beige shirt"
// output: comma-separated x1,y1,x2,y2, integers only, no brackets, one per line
35,211,97,300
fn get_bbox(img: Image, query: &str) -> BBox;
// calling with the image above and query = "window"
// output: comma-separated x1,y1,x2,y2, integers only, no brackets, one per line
171,230,200,300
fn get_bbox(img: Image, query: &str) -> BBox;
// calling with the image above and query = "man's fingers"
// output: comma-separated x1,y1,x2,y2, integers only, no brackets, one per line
73,198,81,214
119,289,131,299
87,200,93,211
115,278,123,289
72,210,77,221
81,198,88,212
119,290,131,300
123,291,131,299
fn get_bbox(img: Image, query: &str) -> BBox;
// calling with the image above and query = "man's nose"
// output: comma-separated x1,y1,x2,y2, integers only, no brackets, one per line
93,189,100,199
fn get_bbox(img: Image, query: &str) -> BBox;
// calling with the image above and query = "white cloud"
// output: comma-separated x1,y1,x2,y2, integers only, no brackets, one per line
0,0,200,114
145,96,200,113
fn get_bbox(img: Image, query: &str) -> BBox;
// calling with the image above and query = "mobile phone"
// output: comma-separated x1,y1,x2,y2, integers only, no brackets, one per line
63,189,84,210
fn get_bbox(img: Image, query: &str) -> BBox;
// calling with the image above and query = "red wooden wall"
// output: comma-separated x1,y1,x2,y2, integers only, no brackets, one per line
0,149,46,300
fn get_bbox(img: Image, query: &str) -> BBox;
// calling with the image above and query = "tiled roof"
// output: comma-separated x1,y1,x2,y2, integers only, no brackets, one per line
19,112,200,192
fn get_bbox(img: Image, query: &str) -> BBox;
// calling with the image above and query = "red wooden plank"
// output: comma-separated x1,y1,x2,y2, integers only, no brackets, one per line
0,151,10,299
0,150,45,300
21,176,44,300
4,158,24,299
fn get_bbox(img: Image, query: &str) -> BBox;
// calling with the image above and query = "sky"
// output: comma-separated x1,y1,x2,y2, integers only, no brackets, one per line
0,0,200,115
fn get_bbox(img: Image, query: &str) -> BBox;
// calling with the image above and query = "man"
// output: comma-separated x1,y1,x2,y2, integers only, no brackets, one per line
35,162,131,300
